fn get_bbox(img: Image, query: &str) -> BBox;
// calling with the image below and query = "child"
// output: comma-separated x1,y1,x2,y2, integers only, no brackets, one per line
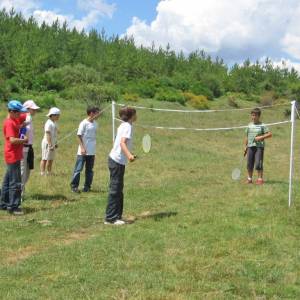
21,100,40,195
70,106,100,193
105,107,137,225
0,100,28,215
244,108,272,184
40,107,60,176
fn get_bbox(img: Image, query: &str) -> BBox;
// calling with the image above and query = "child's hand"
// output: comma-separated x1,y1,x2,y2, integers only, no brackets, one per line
80,148,87,155
243,147,248,157
22,136,29,144
255,136,264,142
128,154,136,162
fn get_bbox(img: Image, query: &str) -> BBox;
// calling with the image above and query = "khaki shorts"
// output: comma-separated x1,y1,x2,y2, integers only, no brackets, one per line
41,140,55,161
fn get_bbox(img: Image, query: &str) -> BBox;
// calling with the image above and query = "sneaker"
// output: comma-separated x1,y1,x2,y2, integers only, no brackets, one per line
256,178,264,185
82,187,90,193
104,219,126,226
71,187,81,193
8,208,24,216
0,206,7,211
246,178,253,184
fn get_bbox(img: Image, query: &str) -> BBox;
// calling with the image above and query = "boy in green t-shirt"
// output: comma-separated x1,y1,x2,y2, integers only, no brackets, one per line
244,108,272,185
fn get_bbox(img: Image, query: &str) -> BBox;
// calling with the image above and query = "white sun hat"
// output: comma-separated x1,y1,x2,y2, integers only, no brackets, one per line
23,100,40,110
47,107,61,117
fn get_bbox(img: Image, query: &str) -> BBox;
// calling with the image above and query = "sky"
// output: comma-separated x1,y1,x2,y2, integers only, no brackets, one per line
1,0,300,70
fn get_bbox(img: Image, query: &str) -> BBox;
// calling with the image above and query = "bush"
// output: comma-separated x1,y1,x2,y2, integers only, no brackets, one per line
155,88,185,105
64,84,120,106
125,79,157,98
43,64,102,91
227,96,239,108
39,94,57,109
123,93,140,102
190,82,214,100
183,92,209,110
0,77,11,102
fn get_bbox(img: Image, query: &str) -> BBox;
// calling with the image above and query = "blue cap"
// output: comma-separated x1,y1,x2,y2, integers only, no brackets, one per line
7,100,27,112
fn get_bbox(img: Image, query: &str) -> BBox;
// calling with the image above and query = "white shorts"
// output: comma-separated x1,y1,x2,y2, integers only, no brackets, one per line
41,140,55,161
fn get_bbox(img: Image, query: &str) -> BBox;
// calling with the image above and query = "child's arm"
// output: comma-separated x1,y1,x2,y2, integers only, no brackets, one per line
46,131,54,150
120,137,135,162
9,136,28,145
255,131,272,142
77,135,87,155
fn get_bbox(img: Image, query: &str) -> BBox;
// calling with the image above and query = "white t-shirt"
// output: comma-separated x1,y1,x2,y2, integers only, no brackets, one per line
77,119,98,155
109,122,133,165
42,119,57,145
23,114,33,152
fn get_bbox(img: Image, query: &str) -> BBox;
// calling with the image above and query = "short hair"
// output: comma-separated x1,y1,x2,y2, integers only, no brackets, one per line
251,108,261,116
119,107,136,122
87,106,100,115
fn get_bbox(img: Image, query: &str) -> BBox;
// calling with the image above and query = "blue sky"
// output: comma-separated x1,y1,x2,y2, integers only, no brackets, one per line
36,0,159,36
1,0,300,70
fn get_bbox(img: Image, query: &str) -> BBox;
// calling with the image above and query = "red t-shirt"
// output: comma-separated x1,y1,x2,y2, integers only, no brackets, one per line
3,117,23,163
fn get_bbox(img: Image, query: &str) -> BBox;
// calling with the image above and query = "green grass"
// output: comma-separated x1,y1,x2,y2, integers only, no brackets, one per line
0,98,300,299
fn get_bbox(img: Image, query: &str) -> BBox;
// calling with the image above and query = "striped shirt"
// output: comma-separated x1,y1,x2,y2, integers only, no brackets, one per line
246,122,269,148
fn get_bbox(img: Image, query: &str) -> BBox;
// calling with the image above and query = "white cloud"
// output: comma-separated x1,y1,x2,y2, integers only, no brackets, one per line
0,0,116,31
125,0,300,64
0,0,40,16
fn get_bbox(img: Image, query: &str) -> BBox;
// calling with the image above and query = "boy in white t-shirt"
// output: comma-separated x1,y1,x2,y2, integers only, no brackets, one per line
70,107,100,193
21,100,40,195
105,107,137,225
40,107,60,176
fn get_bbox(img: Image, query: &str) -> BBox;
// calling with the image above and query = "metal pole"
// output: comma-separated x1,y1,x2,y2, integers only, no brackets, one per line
288,100,296,207
112,100,116,144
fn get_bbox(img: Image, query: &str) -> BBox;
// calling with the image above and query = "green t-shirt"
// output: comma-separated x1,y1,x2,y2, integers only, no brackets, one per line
246,122,269,148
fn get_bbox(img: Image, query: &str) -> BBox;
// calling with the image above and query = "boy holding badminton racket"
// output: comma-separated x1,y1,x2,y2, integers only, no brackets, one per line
105,107,136,225
244,108,272,184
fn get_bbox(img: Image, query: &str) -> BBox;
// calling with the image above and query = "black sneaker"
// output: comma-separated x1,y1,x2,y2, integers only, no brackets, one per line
0,206,7,211
82,187,90,192
71,187,81,193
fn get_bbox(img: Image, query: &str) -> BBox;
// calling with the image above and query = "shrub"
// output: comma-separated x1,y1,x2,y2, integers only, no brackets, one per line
64,84,120,106
39,94,57,109
123,93,140,102
227,96,239,108
0,77,11,102
43,64,102,91
190,82,214,100
155,88,185,105
183,92,209,110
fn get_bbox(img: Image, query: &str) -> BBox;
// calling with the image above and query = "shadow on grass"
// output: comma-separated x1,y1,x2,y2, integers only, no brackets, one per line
139,211,178,221
29,194,71,201
266,180,289,186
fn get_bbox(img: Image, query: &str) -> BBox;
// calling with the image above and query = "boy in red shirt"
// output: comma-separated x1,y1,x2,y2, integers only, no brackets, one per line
0,100,28,215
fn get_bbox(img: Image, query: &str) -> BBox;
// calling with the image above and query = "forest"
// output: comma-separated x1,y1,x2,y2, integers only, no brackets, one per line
1,8,300,109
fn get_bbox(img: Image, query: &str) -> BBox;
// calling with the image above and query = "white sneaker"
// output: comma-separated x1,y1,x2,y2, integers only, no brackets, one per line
114,220,125,225
104,220,126,225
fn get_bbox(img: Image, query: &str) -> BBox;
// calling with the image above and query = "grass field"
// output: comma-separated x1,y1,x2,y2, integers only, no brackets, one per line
0,98,300,299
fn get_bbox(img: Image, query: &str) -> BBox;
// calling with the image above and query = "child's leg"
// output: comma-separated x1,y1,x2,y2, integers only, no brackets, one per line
255,148,264,179
247,147,255,180
71,155,85,188
105,158,125,222
8,161,22,210
84,155,95,190
40,160,47,174
46,160,53,174
0,167,10,208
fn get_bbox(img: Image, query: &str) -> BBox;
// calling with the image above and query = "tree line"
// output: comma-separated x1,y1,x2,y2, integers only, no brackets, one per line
1,8,300,109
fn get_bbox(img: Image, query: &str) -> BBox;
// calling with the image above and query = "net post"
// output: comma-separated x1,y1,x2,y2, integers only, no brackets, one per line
112,100,116,144
288,100,296,207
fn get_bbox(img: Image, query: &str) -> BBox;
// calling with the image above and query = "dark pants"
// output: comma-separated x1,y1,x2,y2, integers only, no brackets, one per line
247,147,264,171
0,161,22,210
70,155,95,189
105,157,125,222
